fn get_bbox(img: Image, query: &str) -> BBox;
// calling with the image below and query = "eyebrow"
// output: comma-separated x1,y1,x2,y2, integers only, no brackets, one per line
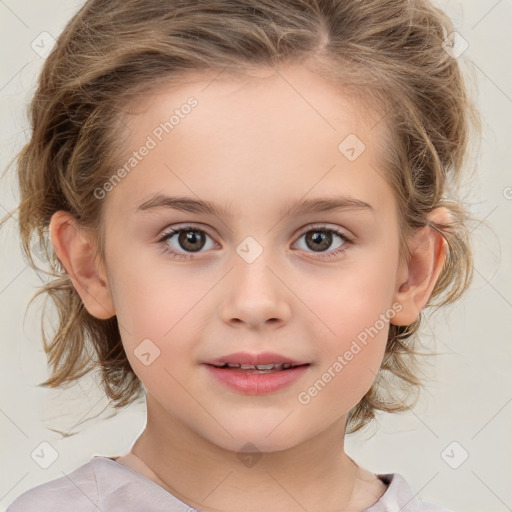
135,193,374,219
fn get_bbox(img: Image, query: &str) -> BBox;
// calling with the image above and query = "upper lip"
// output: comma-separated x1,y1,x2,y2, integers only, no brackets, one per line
204,351,310,367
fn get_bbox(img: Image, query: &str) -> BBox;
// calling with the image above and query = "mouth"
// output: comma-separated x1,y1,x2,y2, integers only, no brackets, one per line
206,362,310,374
203,361,311,394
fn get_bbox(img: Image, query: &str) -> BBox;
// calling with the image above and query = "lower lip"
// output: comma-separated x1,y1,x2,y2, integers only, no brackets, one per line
203,364,310,395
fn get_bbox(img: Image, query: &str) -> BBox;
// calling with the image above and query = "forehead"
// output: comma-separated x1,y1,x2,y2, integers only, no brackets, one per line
106,64,393,218
126,64,382,142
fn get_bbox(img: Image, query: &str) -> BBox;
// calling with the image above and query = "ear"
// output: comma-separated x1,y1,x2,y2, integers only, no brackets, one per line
49,210,115,320
391,207,450,326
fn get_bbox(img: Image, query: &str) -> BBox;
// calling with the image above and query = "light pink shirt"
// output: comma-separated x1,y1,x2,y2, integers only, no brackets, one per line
6,456,453,511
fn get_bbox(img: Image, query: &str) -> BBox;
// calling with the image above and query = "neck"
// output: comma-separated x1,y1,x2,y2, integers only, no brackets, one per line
129,394,369,512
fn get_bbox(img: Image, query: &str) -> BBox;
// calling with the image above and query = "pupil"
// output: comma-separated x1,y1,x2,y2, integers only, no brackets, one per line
179,230,205,252
307,231,331,251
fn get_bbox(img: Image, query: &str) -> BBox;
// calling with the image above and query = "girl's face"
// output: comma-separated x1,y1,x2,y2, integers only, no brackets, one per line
100,65,406,452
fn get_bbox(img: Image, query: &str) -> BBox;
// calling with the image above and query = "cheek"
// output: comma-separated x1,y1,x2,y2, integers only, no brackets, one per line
332,331,387,403
107,247,214,339
109,266,213,387
296,322,389,422
298,252,397,343
293,256,396,409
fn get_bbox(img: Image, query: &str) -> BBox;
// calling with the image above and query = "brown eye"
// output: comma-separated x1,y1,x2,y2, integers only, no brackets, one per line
158,225,216,259
304,230,334,252
294,226,352,258
175,229,207,252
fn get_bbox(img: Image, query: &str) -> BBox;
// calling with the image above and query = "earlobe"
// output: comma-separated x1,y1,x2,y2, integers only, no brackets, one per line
391,208,450,326
49,210,115,319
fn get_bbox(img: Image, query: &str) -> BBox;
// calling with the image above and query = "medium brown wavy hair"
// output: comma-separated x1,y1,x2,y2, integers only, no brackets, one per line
1,0,479,434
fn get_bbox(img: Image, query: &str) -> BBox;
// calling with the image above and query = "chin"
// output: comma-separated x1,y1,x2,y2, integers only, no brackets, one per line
200,422,310,455
220,437,300,455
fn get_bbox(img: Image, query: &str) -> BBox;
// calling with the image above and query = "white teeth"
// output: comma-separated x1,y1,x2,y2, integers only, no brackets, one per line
221,363,294,370
254,364,276,370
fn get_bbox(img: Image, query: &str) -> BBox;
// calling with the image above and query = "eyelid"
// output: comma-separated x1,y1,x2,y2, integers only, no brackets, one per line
159,222,354,243
296,222,352,236
294,222,355,245
159,222,216,239
158,222,355,262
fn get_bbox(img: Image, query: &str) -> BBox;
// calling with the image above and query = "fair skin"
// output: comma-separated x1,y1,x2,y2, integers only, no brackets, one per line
49,64,449,512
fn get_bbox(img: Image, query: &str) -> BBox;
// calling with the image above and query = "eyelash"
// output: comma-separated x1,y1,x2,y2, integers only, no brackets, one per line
157,224,353,261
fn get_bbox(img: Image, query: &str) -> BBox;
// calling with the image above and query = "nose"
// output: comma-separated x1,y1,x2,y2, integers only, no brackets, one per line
220,252,292,330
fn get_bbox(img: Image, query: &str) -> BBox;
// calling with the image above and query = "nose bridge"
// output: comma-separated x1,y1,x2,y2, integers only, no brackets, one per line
221,237,291,327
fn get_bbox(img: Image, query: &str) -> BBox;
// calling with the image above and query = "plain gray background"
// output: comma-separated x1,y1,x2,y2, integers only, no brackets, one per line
1,1,511,511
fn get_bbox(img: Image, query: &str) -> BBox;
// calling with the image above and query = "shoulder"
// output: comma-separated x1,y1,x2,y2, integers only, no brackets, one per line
365,473,454,512
5,457,107,512
5,456,188,512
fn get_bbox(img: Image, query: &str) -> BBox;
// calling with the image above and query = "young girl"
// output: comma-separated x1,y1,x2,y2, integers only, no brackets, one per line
3,0,478,510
